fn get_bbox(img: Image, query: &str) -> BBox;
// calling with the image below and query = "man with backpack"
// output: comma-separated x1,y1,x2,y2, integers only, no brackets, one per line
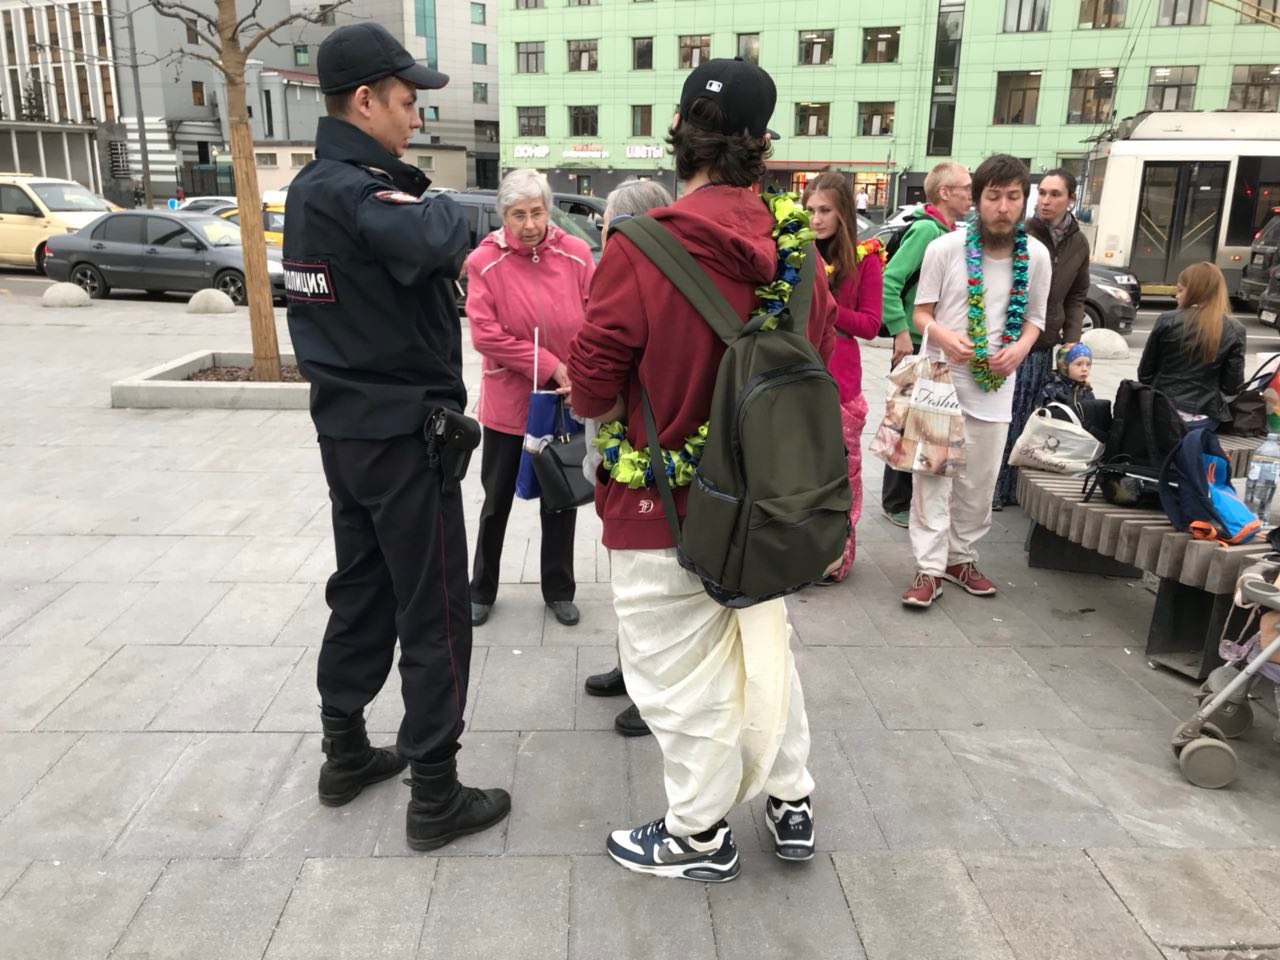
567,57,839,882
879,161,973,527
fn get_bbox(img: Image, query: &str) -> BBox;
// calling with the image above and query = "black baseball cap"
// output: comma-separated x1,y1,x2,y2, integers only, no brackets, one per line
678,57,781,140
317,22,449,95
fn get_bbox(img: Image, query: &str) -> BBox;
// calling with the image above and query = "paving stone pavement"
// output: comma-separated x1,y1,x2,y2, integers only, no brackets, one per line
2,300,1280,958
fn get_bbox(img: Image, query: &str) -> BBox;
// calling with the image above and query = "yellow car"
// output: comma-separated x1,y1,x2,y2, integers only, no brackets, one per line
0,173,118,274
218,203,286,246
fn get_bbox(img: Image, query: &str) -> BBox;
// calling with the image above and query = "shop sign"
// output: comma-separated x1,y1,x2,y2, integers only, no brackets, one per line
514,144,550,158
563,144,610,159
625,144,663,160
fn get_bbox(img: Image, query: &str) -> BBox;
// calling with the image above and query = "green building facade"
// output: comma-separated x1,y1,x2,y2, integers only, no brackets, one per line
496,0,1278,205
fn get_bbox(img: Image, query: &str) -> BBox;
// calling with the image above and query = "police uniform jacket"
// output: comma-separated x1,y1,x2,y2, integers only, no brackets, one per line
285,116,470,439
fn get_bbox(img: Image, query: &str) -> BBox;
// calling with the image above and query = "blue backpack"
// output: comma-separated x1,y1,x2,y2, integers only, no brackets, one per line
1158,429,1262,545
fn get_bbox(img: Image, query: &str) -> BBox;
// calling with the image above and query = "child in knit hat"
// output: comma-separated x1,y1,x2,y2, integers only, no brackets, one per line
1039,343,1109,441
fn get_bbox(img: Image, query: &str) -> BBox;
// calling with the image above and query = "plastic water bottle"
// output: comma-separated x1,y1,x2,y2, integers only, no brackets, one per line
1245,433,1280,524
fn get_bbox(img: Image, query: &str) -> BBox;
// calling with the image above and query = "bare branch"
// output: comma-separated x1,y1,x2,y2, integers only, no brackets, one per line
241,0,354,58
176,46,231,80
33,39,167,69
148,0,219,33
234,0,265,40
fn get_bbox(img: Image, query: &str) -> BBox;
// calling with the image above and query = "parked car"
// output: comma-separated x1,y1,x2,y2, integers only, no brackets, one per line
1258,264,1279,329
177,196,238,213
218,202,287,246
1239,209,1280,310
553,192,606,241
0,173,118,274
1083,263,1139,334
43,211,286,304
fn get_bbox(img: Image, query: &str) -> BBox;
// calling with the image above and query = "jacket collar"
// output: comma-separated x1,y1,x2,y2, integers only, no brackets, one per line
492,222,564,258
314,116,430,196
1029,211,1079,245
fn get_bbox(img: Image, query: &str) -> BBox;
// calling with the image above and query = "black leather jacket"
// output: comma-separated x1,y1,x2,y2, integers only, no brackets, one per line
1136,308,1246,423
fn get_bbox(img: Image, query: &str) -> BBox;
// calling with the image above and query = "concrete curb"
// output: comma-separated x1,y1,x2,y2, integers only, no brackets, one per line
110,350,309,410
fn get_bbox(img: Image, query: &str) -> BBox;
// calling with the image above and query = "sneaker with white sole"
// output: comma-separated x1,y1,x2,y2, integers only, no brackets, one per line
606,817,739,882
765,796,815,861
901,572,943,608
942,562,998,596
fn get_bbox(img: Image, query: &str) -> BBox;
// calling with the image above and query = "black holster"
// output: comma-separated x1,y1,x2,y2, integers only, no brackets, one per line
425,408,482,494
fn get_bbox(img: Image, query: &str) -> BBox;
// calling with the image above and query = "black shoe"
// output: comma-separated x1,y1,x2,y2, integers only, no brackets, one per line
471,602,492,626
607,817,739,882
991,498,1005,512
317,709,407,807
765,795,815,861
547,600,580,626
585,665,627,697
614,703,651,737
406,755,511,852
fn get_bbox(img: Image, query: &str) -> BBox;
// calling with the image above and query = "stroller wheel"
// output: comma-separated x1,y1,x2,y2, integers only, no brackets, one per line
1197,698,1254,739
1178,736,1238,789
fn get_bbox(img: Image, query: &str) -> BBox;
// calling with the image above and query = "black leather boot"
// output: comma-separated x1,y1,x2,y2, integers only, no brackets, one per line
317,709,407,807
406,755,511,851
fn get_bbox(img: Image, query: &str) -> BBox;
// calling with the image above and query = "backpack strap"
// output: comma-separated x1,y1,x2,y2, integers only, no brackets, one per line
640,386,684,549
781,243,817,336
611,216,743,347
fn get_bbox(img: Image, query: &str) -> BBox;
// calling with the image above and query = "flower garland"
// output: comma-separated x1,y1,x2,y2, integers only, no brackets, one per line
965,219,1029,392
825,238,886,278
595,189,814,489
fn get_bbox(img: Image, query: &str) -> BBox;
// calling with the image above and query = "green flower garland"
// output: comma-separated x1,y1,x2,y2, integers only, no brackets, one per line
595,189,815,489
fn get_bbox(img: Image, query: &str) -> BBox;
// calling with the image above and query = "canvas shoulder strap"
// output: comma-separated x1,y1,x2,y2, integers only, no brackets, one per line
784,243,817,336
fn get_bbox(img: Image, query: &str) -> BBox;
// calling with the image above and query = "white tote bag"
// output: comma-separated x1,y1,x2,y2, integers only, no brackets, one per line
1009,402,1103,475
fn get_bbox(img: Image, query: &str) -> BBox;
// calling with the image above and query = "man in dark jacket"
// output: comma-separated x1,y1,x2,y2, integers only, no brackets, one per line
286,21,509,852
994,168,1092,506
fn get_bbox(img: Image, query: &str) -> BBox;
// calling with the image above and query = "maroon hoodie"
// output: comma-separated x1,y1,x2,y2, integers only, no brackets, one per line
568,185,838,550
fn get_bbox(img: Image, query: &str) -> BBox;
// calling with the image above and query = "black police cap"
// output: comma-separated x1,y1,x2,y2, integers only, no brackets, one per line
317,22,449,95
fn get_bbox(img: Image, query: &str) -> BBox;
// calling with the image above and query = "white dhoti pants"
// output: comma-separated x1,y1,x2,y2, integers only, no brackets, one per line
611,548,815,837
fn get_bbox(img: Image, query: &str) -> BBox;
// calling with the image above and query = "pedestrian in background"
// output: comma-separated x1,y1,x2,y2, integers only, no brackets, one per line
467,168,596,629
803,171,883,581
879,161,972,527
994,168,1091,508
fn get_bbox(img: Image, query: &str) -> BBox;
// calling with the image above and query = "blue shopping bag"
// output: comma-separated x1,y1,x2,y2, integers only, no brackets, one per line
517,390,583,499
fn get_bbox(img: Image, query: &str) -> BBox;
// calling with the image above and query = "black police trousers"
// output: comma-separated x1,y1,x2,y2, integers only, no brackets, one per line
317,433,470,764
470,427,576,606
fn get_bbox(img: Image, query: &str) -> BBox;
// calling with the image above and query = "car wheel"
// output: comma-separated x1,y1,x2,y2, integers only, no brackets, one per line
1082,303,1102,332
214,270,246,305
70,263,109,299
34,243,47,276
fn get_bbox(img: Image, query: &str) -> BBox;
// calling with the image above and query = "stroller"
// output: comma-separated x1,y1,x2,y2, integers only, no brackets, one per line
1172,555,1280,788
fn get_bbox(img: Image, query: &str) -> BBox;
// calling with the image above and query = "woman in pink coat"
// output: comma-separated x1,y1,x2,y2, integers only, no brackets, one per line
803,172,884,582
466,169,595,627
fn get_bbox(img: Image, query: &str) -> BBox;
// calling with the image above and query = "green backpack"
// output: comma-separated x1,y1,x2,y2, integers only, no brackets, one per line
611,215,851,608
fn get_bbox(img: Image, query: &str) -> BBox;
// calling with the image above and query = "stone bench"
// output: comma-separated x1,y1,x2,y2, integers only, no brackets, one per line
1017,468,1272,680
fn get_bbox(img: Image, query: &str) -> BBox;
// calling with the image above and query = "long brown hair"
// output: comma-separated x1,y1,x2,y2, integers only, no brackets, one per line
802,172,859,290
1177,261,1229,363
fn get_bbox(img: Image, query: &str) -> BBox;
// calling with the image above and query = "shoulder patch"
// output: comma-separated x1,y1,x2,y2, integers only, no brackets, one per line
373,189,423,205
284,260,336,303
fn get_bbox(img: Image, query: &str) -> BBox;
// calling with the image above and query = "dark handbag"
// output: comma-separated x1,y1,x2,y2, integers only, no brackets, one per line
530,399,594,513
1221,355,1278,437
1082,456,1162,509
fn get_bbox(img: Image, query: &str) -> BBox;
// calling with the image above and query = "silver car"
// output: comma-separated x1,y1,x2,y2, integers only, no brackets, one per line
43,211,286,304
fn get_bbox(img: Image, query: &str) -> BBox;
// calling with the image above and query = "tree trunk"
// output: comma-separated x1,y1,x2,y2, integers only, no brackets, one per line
218,4,280,382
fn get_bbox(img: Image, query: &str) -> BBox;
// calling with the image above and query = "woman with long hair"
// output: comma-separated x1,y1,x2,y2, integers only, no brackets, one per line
1137,261,1246,429
803,171,883,581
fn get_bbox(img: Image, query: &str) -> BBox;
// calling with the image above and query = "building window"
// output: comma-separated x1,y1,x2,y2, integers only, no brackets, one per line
1229,64,1280,111
1157,0,1206,24
1242,0,1279,24
185,19,199,44
472,42,487,65
416,155,435,171
737,33,760,63
517,41,545,73
517,105,545,136
1057,156,1087,181
476,120,499,143
293,44,309,66
633,37,653,69
568,0,596,4
862,27,900,63
1147,65,1198,109
858,101,895,136
795,102,831,136
1079,0,1126,27
473,81,489,104
569,39,598,72
256,152,278,167
516,0,543,7
679,35,710,69
291,152,311,168
631,104,652,137
993,71,1041,124
318,3,337,25
419,105,440,123
471,2,486,23
1067,67,1117,122
798,29,834,65
569,105,598,137
191,80,205,107
927,3,964,156
1005,0,1049,31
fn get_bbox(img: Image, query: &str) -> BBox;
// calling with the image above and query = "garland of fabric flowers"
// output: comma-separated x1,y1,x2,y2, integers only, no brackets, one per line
825,238,886,278
965,218,1029,392
595,189,815,489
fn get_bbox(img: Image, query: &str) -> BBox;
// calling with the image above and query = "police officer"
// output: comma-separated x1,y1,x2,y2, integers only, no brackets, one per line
286,21,509,851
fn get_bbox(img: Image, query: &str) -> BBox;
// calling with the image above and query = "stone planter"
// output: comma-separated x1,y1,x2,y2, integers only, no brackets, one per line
111,350,309,410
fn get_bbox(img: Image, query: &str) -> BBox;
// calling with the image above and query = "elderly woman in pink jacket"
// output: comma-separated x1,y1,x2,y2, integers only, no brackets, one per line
466,169,595,628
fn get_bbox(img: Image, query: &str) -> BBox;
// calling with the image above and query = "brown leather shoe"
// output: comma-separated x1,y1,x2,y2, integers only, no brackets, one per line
943,562,998,596
901,572,943,608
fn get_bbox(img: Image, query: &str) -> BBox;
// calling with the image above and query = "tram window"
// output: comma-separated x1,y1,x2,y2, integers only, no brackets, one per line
1226,156,1280,246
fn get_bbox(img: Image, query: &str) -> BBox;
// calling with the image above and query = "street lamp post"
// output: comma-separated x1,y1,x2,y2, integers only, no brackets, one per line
124,4,153,209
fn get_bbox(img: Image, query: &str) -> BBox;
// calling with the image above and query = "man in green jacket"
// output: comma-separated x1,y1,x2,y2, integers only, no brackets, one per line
880,161,972,526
